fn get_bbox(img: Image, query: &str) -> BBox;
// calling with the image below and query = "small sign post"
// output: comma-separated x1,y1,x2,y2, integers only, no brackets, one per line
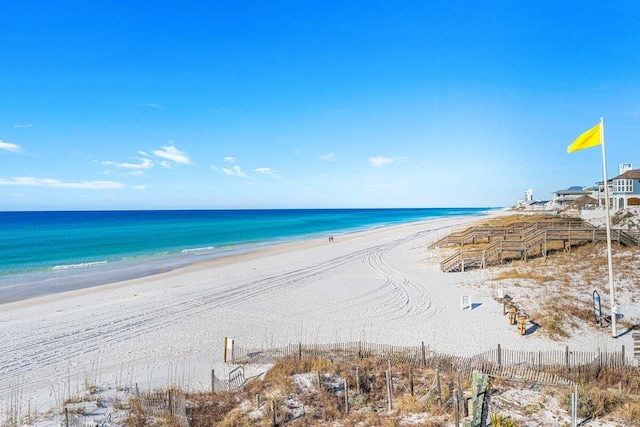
224,337,234,363
461,295,471,310
593,290,602,327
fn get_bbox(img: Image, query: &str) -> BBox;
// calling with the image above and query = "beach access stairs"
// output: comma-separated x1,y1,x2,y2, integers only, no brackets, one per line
434,221,640,272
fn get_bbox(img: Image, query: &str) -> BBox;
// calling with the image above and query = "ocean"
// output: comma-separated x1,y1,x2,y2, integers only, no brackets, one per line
0,208,489,303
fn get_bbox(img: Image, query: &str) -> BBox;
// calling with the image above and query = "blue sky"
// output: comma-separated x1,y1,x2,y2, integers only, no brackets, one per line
1,1,639,210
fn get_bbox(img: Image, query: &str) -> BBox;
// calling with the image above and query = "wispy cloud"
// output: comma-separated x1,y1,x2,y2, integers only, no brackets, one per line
101,158,153,170
369,156,393,167
254,167,275,174
142,103,165,109
223,166,248,178
152,145,191,165
319,153,337,161
133,185,147,190
0,177,124,189
0,140,20,153
12,124,32,128
254,167,280,178
224,156,235,163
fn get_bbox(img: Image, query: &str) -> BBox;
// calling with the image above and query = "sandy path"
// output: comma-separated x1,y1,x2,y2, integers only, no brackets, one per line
0,212,625,416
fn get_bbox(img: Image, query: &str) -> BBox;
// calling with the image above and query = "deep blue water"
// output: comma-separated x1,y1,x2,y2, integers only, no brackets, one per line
0,208,490,302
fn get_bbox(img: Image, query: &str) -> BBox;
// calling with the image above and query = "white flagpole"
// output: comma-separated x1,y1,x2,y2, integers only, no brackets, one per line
600,117,617,337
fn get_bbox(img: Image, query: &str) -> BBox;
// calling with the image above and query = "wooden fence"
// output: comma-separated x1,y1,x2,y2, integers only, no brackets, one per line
135,389,189,427
231,341,636,385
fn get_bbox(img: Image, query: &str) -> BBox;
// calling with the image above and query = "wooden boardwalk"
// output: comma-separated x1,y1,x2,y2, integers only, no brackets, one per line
431,221,639,272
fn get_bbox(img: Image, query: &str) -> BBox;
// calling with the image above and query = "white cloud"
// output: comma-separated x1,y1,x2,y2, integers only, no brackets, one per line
369,156,393,167
101,158,153,170
224,156,235,163
152,145,191,165
0,140,20,153
254,167,274,174
159,160,172,168
223,166,247,178
12,124,32,128
0,177,124,189
143,103,165,109
254,167,280,178
319,153,337,161
133,185,147,190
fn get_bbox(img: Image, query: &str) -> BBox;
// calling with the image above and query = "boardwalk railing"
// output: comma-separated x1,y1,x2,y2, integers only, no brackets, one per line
435,221,640,272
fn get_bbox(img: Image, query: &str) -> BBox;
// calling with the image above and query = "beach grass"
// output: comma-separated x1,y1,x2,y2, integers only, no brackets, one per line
122,354,640,426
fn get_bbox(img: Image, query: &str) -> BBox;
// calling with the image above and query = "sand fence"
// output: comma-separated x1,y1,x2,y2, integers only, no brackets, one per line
230,340,635,386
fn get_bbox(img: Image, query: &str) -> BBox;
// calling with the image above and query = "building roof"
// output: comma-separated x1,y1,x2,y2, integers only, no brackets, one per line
553,186,592,196
610,169,640,181
566,195,598,210
574,195,598,204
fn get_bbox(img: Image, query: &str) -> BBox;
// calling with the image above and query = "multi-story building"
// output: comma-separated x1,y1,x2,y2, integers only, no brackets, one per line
598,163,640,209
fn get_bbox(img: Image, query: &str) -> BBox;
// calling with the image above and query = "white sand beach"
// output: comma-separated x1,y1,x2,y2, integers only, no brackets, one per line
0,212,629,420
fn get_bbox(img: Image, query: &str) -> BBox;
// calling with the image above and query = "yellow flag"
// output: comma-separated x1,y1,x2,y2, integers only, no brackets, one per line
567,123,601,153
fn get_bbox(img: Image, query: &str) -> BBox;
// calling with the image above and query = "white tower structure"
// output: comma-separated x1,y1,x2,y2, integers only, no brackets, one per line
619,163,632,174
524,189,533,204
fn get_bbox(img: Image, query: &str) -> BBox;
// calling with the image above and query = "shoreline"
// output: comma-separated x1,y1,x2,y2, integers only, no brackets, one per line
8,209,627,420
0,211,493,306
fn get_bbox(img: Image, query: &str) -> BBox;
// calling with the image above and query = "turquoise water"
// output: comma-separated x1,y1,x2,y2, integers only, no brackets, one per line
0,208,489,302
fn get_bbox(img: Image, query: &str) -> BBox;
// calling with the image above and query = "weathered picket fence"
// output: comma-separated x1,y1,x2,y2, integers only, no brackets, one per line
135,389,189,427
231,341,635,385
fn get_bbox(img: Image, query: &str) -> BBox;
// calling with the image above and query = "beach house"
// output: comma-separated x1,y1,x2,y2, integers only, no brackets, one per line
598,163,640,209
551,185,595,210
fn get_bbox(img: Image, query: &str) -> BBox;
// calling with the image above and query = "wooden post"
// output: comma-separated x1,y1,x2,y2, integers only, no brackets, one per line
421,341,427,367
435,366,442,406
211,369,215,393
457,370,465,417
355,366,360,394
344,379,349,414
497,344,502,367
409,366,414,397
385,369,393,411
317,371,322,389
454,391,460,426
622,345,625,366
256,394,260,409
538,350,542,371
565,346,570,372
223,337,228,363
65,407,69,427
298,342,302,360
270,399,276,426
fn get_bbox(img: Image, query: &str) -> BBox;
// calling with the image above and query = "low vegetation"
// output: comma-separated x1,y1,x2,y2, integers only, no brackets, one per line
121,355,640,426
486,241,640,340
